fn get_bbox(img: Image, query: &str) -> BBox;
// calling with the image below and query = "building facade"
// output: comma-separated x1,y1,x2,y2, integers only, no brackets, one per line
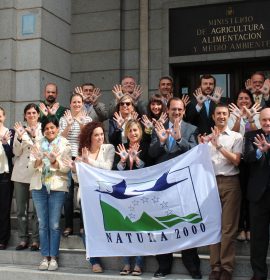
0,0,269,125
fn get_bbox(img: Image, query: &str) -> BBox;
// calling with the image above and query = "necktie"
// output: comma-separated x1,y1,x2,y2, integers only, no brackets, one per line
204,99,210,116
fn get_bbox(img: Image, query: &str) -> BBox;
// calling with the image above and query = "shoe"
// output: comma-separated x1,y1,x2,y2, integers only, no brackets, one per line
92,263,103,273
30,243,39,251
38,258,49,270
209,270,221,280
154,270,169,278
190,269,202,279
236,230,246,241
132,266,142,276
120,266,131,276
246,231,251,241
62,228,73,237
48,259,58,271
16,242,28,250
0,244,6,250
250,276,267,280
220,270,232,280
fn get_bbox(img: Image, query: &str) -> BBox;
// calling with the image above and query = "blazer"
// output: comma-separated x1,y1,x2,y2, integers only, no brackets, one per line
84,102,108,122
11,123,43,184
186,99,216,134
243,129,270,202
149,120,198,164
29,136,71,192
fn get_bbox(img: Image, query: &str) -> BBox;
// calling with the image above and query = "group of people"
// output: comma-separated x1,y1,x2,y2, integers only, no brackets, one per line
0,71,269,280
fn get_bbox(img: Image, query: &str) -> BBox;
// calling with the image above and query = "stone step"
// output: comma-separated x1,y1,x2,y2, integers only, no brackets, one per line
8,230,256,255
0,264,250,280
1,246,268,278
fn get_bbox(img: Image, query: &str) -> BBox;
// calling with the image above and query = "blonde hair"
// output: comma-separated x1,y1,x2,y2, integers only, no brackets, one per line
124,119,142,142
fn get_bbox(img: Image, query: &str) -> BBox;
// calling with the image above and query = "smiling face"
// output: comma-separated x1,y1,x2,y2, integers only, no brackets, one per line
260,108,270,135
43,122,59,142
91,127,104,148
251,73,264,93
121,77,136,94
70,95,83,113
119,96,134,117
150,101,163,117
127,123,142,144
25,107,39,124
212,106,229,129
236,92,252,109
159,78,173,100
167,99,185,123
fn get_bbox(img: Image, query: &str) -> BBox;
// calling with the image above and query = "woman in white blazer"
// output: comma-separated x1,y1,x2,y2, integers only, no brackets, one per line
64,121,115,273
12,103,42,251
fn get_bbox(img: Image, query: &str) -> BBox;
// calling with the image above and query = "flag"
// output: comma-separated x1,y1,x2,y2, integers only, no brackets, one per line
77,144,221,257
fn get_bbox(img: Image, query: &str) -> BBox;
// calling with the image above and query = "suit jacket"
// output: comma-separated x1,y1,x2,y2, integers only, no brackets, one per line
186,99,216,135
84,102,108,122
243,129,270,202
149,120,198,164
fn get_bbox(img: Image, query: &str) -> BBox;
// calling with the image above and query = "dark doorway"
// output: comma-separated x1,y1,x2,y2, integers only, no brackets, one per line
171,59,270,103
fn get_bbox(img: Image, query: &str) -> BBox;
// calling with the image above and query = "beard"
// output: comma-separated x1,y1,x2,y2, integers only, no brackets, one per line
46,96,56,103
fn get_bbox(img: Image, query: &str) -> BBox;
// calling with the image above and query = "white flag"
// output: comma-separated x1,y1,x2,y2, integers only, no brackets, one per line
77,144,221,257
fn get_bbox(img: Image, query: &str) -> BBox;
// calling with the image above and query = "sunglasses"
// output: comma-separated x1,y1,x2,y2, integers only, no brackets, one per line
120,102,131,106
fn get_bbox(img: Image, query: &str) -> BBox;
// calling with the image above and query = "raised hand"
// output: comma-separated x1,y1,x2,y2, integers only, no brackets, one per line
157,112,168,124
193,87,207,106
76,110,87,125
130,85,142,101
45,146,60,164
31,145,44,161
228,103,242,119
25,125,38,138
130,111,139,121
209,87,223,104
181,95,190,107
171,118,181,140
210,126,220,148
155,121,169,144
48,102,59,115
64,110,74,126
113,112,125,129
14,122,25,140
128,142,141,170
74,86,84,97
62,156,76,172
244,103,261,121
1,130,12,145
141,115,153,129
245,79,255,94
90,88,101,105
260,79,270,99
116,144,129,163
254,134,270,152
39,103,48,116
81,147,91,164
198,133,212,144
112,84,124,101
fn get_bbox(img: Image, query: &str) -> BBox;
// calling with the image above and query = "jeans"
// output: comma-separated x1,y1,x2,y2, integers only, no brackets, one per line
32,185,65,257
123,256,143,268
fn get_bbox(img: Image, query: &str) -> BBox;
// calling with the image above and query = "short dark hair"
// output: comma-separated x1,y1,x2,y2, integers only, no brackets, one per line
41,116,59,134
81,83,95,88
24,103,40,121
45,83,58,94
234,89,254,107
167,97,185,109
159,76,174,85
213,103,229,114
200,74,216,87
147,93,166,119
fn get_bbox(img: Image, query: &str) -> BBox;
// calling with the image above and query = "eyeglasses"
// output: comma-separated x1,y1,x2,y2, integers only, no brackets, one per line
120,102,131,106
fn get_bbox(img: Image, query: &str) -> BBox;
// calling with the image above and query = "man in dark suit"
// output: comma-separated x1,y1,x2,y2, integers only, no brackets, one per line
186,74,222,135
243,108,270,280
149,97,201,279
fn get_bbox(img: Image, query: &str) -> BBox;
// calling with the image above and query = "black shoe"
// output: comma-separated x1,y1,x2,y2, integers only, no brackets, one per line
0,244,6,250
30,243,39,251
189,269,202,279
154,270,169,278
16,243,28,250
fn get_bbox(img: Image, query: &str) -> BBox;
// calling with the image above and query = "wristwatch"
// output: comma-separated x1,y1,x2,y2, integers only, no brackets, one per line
216,144,223,151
